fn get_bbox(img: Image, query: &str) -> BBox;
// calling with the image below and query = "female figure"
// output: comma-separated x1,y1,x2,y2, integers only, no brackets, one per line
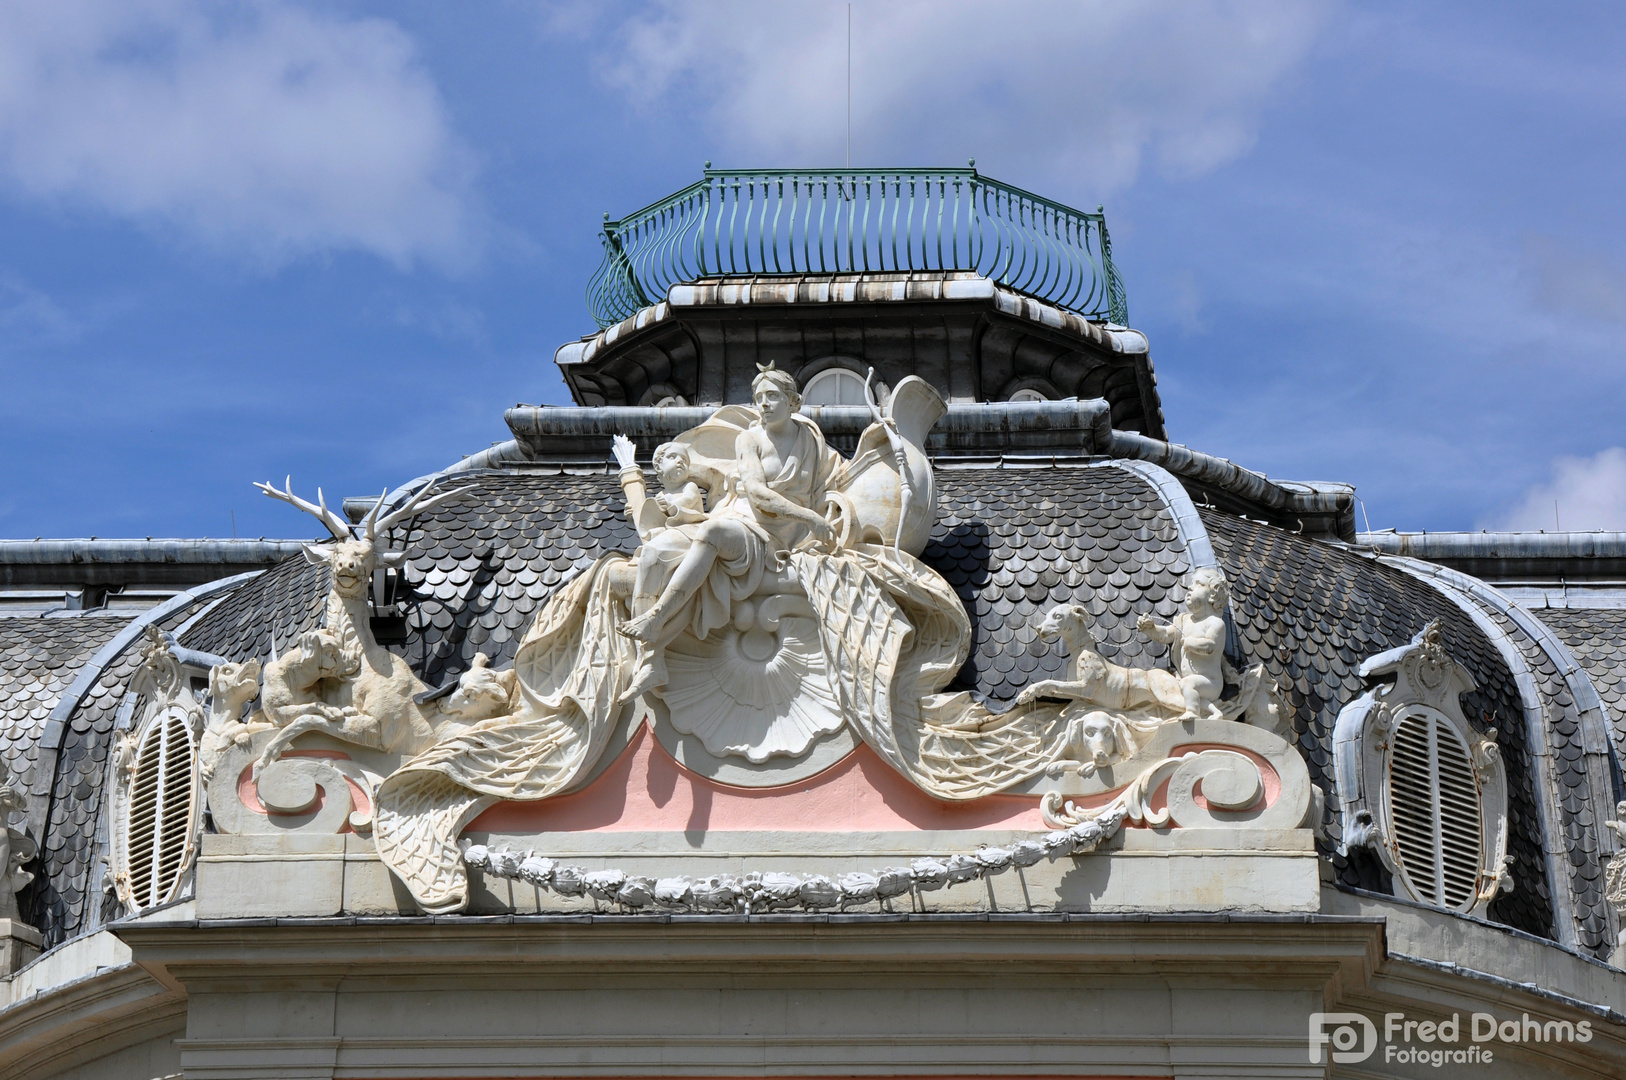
616,363,838,700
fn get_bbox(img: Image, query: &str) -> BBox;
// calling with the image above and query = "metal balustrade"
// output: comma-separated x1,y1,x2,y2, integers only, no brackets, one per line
585,165,1127,330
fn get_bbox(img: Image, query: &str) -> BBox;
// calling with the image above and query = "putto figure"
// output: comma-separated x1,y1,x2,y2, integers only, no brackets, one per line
1137,566,1230,720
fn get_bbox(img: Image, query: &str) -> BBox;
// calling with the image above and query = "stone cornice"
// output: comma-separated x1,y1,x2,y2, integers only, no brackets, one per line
117,913,1388,991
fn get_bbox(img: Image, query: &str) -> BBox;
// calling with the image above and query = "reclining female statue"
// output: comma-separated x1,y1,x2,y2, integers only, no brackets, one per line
614,363,840,701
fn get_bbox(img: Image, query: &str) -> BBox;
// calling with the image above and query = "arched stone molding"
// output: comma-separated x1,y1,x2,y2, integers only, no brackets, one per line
1097,459,1217,570
36,574,258,844
997,376,1061,402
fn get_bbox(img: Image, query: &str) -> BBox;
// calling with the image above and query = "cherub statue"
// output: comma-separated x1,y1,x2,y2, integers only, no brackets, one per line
1137,567,1229,720
649,443,708,526
613,436,710,542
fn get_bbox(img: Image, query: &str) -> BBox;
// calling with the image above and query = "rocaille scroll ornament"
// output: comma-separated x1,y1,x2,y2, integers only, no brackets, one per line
186,364,1308,915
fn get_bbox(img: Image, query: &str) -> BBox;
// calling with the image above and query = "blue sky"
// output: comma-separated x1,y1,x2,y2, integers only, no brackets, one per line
1,1,1624,540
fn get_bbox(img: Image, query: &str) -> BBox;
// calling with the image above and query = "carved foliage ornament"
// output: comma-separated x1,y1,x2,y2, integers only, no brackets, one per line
1332,620,1512,916
1605,803,1626,966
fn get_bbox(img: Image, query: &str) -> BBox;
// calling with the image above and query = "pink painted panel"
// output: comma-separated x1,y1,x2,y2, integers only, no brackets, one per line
235,749,371,832
468,722,1049,834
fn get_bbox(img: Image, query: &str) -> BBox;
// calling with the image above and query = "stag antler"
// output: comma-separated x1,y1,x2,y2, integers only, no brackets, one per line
362,477,471,540
255,477,353,541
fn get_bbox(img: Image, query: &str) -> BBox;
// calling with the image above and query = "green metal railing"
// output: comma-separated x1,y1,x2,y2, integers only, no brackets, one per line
585,165,1127,330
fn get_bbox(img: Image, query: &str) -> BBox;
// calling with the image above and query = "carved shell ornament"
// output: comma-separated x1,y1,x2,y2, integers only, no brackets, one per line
662,594,842,762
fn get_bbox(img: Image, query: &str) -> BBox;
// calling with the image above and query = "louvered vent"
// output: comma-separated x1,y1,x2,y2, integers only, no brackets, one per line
1386,711,1484,911
122,708,199,911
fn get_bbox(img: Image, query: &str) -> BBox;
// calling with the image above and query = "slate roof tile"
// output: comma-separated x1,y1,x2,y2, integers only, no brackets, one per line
0,616,130,798
1535,608,1626,761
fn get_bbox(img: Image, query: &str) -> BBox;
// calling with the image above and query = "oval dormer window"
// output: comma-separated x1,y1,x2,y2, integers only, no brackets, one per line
114,701,201,913
1385,707,1484,912
802,368,869,407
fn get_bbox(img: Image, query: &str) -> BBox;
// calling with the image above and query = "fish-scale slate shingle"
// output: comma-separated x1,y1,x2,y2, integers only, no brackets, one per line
180,552,331,661
929,465,1188,702
1536,607,1626,760
1200,511,1557,942
0,616,130,800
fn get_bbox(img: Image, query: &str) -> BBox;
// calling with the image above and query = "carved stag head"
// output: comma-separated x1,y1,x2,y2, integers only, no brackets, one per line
256,477,465,599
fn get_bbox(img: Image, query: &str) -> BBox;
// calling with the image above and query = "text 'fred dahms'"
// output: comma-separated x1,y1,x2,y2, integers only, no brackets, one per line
1387,1012,1593,1046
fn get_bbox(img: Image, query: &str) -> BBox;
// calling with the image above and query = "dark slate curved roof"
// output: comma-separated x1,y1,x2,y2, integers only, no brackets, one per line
1538,608,1626,756
29,465,1610,955
0,616,131,799
1199,511,1558,943
930,465,1188,701
180,554,331,663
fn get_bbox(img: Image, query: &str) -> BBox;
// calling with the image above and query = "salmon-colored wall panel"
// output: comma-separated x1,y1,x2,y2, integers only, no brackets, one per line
468,722,1049,834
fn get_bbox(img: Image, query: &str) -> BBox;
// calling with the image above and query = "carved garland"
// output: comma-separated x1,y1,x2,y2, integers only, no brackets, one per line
463,805,1127,914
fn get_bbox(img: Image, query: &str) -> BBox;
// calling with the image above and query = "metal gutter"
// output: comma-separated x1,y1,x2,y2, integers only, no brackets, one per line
1357,530,1626,581
0,540,307,587
503,399,1117,460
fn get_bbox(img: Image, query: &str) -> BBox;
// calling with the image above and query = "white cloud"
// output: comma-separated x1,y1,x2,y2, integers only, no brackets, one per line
0,271,77,345
599,0,1332,195
1491,448,1626,531
0,1,478,267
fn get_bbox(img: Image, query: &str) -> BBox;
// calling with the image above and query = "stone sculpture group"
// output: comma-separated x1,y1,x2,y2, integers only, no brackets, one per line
130,364,1315,915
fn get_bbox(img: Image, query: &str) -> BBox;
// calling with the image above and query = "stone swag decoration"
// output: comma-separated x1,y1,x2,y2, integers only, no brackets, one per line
175,363,1310,916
